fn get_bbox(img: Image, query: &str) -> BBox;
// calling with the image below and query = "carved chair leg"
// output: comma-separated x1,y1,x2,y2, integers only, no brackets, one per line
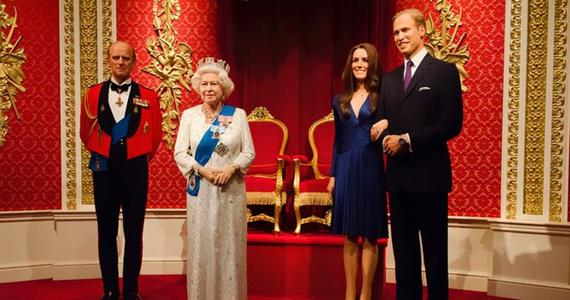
294,202,302,234
273,202,281,233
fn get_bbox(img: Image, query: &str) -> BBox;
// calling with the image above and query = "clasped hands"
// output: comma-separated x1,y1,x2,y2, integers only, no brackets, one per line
370,119,388,142
199,165,238,186
370,119,405,156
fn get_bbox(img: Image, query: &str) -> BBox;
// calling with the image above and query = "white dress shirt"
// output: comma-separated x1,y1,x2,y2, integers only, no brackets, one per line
403,46,428,80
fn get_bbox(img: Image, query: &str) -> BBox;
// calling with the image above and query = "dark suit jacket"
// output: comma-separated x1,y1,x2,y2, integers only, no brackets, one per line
380,53,463,194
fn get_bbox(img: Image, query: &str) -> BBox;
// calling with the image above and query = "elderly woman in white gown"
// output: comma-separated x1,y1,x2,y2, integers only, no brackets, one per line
174,58,255,300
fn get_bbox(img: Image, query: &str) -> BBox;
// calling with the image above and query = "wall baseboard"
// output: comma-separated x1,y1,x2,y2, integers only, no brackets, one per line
385,268,489,292
0,263,53,283
1,211,569,299
488,276,570,300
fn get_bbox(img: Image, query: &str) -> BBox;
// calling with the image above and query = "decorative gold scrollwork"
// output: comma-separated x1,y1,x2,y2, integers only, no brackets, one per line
0,4,26,147
64,0,77,209
523,0,548,216
143,0,194,150
425,0,470,92
247,106,275,121
506,0,522,219
549,0,567,222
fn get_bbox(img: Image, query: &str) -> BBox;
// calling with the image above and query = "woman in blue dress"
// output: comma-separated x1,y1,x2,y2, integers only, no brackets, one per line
327,42,389,300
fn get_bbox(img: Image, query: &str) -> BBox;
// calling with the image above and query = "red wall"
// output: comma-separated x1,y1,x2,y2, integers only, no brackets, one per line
0,0,61,211
385,0,505,217
0,0,508,218
116,0,221,208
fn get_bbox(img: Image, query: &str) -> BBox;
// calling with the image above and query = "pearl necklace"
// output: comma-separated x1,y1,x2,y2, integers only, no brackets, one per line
202,104,222,123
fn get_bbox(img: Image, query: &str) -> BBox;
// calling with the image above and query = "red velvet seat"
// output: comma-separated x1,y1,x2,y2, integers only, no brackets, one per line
293,112,334,234
246,107,288,232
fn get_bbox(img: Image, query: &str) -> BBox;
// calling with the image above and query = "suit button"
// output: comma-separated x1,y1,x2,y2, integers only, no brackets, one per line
120,139,124,145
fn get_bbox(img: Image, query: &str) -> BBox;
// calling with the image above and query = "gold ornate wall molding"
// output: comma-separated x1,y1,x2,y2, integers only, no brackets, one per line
80,0,98,205
101,0,113,80
504,0,522,220
0,4,27,147
502,0,569,222
143,0,194,150
549,0,568,222
61,0,115,209
523,0,548,215
62,0,77,209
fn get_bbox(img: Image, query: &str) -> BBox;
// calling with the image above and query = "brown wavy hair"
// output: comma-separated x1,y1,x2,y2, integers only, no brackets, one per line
339,43,381,117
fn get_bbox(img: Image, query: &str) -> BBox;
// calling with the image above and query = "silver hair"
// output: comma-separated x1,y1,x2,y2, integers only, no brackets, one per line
191,63,235,100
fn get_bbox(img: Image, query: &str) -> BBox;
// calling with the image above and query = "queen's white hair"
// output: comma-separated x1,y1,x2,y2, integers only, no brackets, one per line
191,63,235,100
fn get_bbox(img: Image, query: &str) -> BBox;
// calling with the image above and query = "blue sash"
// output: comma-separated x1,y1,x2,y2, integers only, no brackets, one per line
186,105,236,196
111,114,130,145
88,114,130,172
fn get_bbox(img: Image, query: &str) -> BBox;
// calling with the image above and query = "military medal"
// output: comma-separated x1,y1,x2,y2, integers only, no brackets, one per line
134,106,139,114
116,96,124,107
210,125,221,139
100,104,105,112
215,143,228,156
133,97,149,107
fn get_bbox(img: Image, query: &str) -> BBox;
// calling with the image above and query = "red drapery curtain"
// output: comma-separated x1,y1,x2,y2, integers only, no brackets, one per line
217,0,393,156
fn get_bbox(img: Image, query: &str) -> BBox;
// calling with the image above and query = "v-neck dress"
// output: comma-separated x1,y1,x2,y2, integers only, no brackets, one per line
330,94,388,240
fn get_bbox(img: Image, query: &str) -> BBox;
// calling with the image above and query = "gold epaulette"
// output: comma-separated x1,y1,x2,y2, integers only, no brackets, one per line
82,90,99,138
82,91,97,120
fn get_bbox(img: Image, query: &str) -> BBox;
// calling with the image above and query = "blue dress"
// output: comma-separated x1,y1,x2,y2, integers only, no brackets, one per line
330,95,388,240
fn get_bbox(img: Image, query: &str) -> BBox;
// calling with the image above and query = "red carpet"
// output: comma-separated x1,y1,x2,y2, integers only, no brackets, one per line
0,275,513,299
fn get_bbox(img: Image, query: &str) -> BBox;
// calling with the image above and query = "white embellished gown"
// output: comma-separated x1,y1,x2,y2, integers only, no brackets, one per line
174,105,255,300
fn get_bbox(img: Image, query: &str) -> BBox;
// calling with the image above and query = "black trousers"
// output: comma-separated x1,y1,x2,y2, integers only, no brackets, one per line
92,153,148,294
389,190,448,300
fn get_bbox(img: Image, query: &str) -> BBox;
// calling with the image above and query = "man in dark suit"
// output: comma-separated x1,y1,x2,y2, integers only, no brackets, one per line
80,41,162,300
375,8,463,300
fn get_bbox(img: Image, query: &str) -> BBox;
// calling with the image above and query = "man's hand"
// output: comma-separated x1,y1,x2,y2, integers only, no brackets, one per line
383,135,406,156
371,119,389,141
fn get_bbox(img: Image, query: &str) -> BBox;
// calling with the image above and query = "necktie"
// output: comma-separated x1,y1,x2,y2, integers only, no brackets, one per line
403,60,413,91
110,82,131,93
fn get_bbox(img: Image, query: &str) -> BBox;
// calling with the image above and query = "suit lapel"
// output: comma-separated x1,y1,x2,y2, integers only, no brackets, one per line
401,54,434,103
392,65,405,101
98,81,114,135
126,82,142,137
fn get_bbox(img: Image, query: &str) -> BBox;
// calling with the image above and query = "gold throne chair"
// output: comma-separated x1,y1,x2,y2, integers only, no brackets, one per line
246,106,289,232
292,111,335,234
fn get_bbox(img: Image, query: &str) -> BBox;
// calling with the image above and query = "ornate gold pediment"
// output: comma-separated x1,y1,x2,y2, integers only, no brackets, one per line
247,106,275,121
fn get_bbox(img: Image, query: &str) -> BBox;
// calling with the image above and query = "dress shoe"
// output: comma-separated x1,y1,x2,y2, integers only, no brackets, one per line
124,291,143,300
100,291,119,300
